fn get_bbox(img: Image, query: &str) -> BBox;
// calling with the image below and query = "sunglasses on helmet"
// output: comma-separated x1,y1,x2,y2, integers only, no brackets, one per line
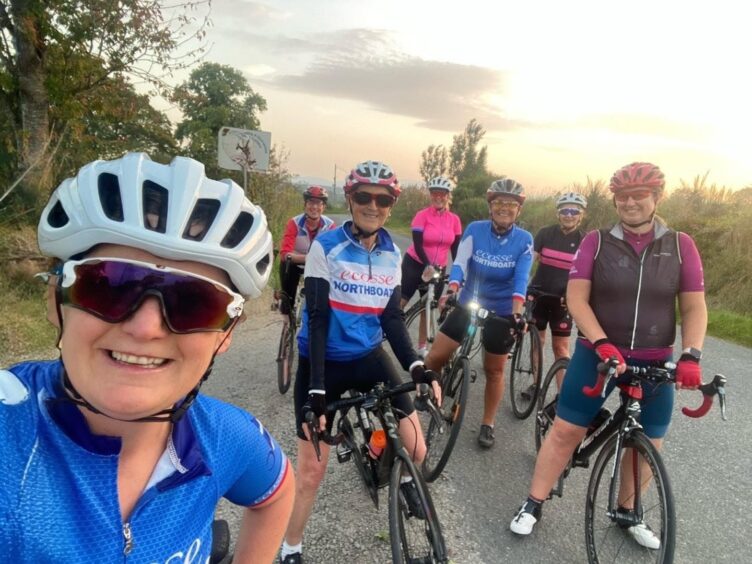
558,208,582,216
60,257,245,334
350,191,396,208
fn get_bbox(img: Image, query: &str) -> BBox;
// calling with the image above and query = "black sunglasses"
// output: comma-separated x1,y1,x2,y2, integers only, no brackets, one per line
351,191,396,208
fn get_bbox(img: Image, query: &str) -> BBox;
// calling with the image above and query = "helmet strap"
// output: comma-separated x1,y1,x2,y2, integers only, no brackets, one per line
52,316,238,423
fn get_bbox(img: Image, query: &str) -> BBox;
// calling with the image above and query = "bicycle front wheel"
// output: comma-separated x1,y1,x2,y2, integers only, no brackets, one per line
509,326,543,419
585,431,676,564
276,323,294,395
405,300,437,356
389,454,447,564
422,356,471,482
535,357,568,452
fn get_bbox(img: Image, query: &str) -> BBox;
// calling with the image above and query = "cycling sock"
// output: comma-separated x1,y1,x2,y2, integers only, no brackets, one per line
281,541,302,558
528,495,544,506
400,475,414,484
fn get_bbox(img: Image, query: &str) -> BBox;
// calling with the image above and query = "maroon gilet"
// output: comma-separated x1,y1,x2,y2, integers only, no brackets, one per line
590,222,682,350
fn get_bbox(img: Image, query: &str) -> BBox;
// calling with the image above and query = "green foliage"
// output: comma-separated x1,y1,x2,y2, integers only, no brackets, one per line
174,62,267,180
448,119,488,183
391,184,428,226
418,144,448,184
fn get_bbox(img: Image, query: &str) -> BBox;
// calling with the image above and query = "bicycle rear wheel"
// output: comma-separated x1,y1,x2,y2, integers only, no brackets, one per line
509,326,543,419
535,357,568,451
389,454,447,564
276,322,294,394
585,431,676,564
422,356,470,482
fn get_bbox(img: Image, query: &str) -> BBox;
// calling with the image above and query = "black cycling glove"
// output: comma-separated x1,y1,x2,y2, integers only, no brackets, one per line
410,363,439,385
302,390,327,420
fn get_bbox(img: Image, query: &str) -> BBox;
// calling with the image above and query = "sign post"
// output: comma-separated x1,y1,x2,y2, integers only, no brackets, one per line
217,127,272,193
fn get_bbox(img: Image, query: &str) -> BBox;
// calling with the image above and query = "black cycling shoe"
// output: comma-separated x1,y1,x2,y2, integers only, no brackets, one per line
478,424,495,448
280,552,303,564
400,480,426,520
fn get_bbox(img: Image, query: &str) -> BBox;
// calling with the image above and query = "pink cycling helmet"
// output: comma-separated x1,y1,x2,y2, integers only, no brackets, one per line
343,161,401,197
609,162,665,194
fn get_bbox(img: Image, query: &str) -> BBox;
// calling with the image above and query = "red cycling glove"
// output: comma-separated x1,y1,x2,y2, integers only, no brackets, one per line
592,339,625,366
676,356,702,388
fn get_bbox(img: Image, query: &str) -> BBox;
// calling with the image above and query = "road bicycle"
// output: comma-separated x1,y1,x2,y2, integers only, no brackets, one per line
274,256,305,395
404,268,447,358
421,297,487,482
534,357,727,563
507,290,545,419
306,382,449,564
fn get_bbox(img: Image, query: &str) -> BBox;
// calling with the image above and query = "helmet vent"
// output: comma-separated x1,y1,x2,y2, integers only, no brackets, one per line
97,173,124,221
183,199,220,241
47,200,69,228
143,180,168,233
255,252,271,276
221,211,254,248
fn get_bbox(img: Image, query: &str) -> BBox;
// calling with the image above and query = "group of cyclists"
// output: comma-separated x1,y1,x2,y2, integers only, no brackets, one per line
0,150,708,563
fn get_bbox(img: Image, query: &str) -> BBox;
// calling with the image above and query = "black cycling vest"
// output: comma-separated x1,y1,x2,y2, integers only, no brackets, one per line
590,223,681,350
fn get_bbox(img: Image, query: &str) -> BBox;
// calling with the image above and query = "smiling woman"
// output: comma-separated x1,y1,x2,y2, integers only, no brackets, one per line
1,153,295,562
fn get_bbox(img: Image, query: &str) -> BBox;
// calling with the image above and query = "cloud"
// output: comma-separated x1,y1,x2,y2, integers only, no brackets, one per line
213,1,292,23
267,47,523,130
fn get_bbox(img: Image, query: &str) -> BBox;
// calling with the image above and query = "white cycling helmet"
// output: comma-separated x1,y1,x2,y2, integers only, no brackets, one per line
556,192,588,209
486,177,526,204
38,152,273,298
427,176,453,192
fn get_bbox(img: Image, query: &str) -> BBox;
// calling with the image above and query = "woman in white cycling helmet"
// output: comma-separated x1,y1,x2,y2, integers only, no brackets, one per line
525,191,587,387
401,176,462,357
1,153,294,562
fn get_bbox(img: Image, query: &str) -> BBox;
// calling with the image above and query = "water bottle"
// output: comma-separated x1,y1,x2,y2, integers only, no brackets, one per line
368,429,387,459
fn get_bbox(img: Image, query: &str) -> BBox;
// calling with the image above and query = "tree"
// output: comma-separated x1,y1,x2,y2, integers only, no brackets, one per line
0,0,209,205
419,144,448,184
174,62,267,180
448,118,488,183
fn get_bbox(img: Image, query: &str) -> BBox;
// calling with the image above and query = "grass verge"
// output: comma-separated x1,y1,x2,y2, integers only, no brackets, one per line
706,309,752,349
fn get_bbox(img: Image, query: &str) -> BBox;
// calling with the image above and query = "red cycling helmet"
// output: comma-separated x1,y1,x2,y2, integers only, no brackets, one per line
609,162,665,193
343,161,401,197
304,185,328,203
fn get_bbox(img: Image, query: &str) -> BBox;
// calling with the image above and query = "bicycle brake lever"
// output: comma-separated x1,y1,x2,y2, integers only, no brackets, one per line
304,411,322,462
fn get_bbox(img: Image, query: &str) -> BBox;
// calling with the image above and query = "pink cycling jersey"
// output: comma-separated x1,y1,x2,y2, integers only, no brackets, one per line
406,206,462,267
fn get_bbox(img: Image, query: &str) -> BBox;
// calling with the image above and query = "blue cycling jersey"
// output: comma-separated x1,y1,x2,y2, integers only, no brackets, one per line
450,221,534,315
0,361,287,563
297,221,401,362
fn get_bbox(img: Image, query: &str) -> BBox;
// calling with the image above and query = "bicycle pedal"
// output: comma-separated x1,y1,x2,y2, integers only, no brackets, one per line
336,445,352,463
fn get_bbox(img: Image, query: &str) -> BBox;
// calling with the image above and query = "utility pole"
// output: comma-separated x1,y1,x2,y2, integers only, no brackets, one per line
332,164,337,202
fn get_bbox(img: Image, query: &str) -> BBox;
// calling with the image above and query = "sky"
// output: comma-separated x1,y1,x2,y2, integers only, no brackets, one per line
165,0,752,195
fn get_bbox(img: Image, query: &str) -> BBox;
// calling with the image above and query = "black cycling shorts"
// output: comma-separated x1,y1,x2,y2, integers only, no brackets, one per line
294,347,415,440
531,294,573,337
400,254,446,304
438,305,516,355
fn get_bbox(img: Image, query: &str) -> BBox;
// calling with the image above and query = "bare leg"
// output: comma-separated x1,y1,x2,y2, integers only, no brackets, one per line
283,438,331,545
481,351,507,426
529,418,588,500
617,437,664,509
398,411,427,464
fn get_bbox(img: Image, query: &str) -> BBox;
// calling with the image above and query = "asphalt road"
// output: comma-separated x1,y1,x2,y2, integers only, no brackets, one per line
204,222,751,563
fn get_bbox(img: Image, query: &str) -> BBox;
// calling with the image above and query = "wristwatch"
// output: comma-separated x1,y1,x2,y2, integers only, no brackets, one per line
681,347,703,361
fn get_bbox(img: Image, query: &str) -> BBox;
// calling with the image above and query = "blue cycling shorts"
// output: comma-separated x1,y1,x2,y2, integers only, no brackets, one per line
556,340,675,439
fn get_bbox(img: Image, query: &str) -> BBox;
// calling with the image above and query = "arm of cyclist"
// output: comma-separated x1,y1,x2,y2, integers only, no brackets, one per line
279,218,305,264
411,229,432,269
567,278,626,373
380,288,442,404
675,233,708,390
449,233,461,263
233,459,295,563
302,242,331,432
676,290,707,390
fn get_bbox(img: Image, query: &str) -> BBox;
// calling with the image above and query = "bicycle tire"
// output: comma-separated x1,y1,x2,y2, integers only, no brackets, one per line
340,410,380,506
405,299,437,357
535,357,568,452
389,454,448,564
421,356,470,482
276,322,294,395
585,431,676,564
509,325,543,419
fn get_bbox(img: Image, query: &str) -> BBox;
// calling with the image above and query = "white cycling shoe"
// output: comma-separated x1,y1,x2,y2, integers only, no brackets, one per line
626,522,661,549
